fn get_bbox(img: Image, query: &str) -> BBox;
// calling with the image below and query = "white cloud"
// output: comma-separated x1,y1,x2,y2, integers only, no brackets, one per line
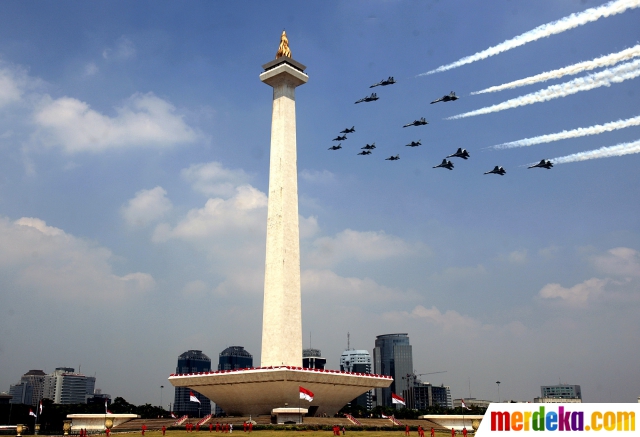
307,229,419,267
33,92,198,153
0,216,154,302
592,247,640,278
538,277,608,307
121,186,173,227
508,249,528,264
300,169,336,184
181,161,252,197
0,62,39,108
153,184,267,244
302,268,411,303
102,36,136,61
299,215,319,239
83,62,99,76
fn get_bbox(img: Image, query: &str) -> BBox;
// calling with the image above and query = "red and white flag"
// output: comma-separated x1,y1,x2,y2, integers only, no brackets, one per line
381,413,389,419
105,399,109,414
189,391,201,403
299,386,314,402
29,409,37,418
171,412,177,419
39,400,43,415
391,393,405,405
461,399,471,410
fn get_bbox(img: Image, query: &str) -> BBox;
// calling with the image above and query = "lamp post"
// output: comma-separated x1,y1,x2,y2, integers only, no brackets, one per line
160,386,164,410
496,381,501,403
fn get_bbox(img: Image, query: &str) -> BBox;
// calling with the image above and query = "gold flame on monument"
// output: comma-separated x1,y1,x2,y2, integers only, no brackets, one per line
275,30,292,59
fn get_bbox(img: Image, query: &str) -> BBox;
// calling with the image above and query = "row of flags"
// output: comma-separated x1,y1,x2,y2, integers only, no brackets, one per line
28,400,44,418
182,387,471,411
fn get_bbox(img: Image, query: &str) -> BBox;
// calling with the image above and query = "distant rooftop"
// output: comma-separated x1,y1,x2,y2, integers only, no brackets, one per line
219,346,252,358
179,350,211,361
303,348,322,358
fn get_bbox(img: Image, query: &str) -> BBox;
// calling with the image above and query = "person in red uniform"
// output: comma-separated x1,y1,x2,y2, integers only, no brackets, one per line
216,422,220,432
430,428,434,437
405,425,410,436
162,425,166,436
462,428,467,437
105,428,110,437
248,422,253,433
243,422,247,432
417,425,422,437
451,428,456,437
209,423,213,432
197,424,201,432
142,424,147,436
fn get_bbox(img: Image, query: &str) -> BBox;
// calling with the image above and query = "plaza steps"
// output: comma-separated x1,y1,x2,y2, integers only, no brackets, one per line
343,414,362,425
197,415,213,426
113,418,177,431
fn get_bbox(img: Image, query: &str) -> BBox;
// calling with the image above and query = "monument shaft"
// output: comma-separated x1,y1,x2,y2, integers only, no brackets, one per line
260,61,308,367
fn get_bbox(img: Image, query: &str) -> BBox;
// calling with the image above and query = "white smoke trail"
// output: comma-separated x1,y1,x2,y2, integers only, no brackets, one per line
473,44,640,95
491,115,640,149
447,59,640,120
541,139,640,164
417,0,640,77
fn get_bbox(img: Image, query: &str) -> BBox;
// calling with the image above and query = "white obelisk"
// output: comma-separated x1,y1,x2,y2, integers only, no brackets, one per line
259,34,308,367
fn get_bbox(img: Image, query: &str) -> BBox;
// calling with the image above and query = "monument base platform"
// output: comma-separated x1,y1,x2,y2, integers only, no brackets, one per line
169,366,392,416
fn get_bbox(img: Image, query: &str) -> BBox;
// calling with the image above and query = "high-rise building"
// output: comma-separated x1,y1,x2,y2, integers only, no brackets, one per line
218,347,253,370
373,333,413,408
540,384,582,400
9,382,32,405
408,382,452,410
42,368,95,404
9,370,46,406
340,350,372,410
173,350,211,417
302,349,326,370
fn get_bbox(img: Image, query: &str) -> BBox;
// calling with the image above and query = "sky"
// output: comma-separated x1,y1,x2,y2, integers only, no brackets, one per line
1,0,639,407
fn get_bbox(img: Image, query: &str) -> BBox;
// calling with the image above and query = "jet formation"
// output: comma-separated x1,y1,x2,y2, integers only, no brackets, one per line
326,79,544,177
433,159,454,170
484,166,506,175
355,93,379,104
403,117,428,128
446,148,470,159
370,77,396,88
431,91,459,104
528,159,554,169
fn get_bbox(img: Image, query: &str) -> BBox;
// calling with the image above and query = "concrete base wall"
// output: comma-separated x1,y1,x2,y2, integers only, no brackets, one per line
170,368,391,417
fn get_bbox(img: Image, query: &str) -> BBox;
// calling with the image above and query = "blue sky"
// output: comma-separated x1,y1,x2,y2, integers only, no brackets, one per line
1,0,639,406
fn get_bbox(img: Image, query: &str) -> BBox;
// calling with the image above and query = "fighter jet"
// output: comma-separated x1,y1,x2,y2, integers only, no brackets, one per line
446,148,470,159
385,154,400,161
333,135,347,141
328,144,342,150
433,159,454,170
430,91,459,104
528,159,553,169
370,77,396,88
405,140,422,147
340,126,355,134
358,150,372,155
403,117,428,128
484,166,506,175
355,93,379,104
361,142,376,150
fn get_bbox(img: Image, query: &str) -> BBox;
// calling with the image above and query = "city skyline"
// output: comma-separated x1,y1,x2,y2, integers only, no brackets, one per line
1,0,639,406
